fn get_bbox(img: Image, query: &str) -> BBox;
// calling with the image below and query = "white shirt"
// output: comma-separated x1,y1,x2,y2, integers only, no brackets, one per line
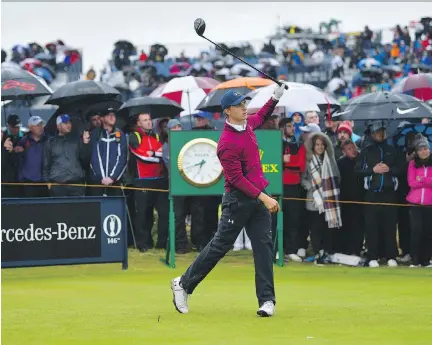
226,120,246,132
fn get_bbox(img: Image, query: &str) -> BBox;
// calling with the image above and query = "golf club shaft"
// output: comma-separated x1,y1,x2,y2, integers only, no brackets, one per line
201,35,287,89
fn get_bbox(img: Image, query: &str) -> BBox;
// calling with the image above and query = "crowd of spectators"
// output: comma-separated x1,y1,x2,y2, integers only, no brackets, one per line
95,17,432,104
1,17,431,268
2,104,431,268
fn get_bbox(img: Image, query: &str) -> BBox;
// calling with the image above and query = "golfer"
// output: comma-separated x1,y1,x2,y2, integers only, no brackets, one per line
171,83,286,317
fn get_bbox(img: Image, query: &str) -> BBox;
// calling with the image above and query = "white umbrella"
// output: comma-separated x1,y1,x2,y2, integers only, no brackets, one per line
247,82,335,113
258,58,280,67
230,64,259,77
327,78,346,93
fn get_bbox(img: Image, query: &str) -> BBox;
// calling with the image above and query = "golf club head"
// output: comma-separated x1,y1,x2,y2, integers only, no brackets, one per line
194,18,206,36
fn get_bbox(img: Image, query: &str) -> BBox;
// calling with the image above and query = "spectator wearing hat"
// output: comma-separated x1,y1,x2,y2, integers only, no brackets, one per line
89,112,102,131
280,117,306,262
128,112,168,252
88,108,128,197
296,122,322,258
14,116,49,197
334,121,354,160
189,111,219,251
406,134,432,268
2,114,25,198
162,119,189,254
43,114,91,197
354,120,403,268
336,140,365,255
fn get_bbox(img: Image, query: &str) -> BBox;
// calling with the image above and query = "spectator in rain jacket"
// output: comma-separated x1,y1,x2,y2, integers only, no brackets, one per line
43,114,91,197
354,120,403,268
288,111,304,140
89,108,128,196
16,116,49,197
406,134,432,267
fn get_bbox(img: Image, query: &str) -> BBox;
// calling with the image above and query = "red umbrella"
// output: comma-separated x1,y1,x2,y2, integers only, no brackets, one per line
391,73,432,101
149,76,219,116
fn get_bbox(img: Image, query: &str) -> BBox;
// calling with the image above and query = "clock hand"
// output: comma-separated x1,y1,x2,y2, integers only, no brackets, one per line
184,160,204,170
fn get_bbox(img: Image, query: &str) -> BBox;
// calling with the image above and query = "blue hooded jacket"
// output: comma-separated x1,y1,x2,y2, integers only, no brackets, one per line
288,112,305,140
90,127,128,182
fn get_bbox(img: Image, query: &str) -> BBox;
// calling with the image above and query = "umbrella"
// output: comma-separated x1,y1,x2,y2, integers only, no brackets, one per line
117,96,183,120
230,64,259,77
258,58,281,67
45,80,121,107
327,78,346,94
82,99,124,119
357,58,381,70
391,73,432,101
391,123,432,149
1,66,53,100
149,76,219,116
114,40,136,53
196,77,274,112
246,81,336,114
333,91,432,121
33,52,55,62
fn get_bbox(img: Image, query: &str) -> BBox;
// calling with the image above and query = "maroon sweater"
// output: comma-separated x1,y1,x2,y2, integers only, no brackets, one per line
217,97,279,198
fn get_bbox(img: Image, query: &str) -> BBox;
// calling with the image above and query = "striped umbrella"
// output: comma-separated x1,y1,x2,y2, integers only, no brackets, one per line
391,73,432,101
196,77,274,112
149,76,219,116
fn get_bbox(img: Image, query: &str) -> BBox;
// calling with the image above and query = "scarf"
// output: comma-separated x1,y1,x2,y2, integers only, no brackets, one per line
309,152,342,228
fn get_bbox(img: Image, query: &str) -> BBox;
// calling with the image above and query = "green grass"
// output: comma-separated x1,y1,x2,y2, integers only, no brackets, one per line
2,250,432,345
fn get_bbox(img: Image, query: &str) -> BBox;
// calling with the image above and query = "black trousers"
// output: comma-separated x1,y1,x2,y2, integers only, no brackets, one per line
134,179,169,250
334,204,364,255
181,190,275,307
410,206,432,266
282,184,303,254
50,184,86,197
22,180,49,198
397,196,411,256
364,191,398,261
173,196,192,250
308,211,333,255
189,196,218,250
298,188,310,250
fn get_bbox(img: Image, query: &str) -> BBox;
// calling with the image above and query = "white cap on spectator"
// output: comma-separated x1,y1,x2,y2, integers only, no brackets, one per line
28,116,45,127
299,123,321,133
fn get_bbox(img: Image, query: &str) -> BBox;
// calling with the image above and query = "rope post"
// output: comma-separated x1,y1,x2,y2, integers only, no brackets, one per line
168,196,176,268
276,196,284,267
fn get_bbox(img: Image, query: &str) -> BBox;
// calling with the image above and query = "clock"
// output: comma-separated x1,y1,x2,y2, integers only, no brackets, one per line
177,138,223,187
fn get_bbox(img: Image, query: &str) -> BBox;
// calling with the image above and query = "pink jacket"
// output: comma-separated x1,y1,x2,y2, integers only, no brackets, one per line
406,160,432,206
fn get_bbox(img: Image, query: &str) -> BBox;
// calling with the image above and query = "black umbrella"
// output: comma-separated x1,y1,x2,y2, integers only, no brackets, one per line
1,66,53,101
45,80,121,107
117,96,183,120
114,40,136,54
82,99,124,119
391,123,432,149
333,91,432,121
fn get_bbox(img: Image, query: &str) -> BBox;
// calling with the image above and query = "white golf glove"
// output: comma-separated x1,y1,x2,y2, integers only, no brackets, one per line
272,82,286,100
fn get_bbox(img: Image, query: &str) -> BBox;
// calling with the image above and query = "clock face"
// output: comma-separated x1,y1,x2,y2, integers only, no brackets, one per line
177,138,223,187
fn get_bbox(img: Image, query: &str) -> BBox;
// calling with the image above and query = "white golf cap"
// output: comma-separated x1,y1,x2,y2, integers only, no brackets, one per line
28,116,45,127
299,123,321,133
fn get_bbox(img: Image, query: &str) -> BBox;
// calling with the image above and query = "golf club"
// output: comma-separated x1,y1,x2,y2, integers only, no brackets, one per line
194,18,288,89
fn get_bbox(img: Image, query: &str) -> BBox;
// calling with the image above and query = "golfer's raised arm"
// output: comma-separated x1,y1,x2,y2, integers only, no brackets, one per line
247,83,286,130
218,144,261,198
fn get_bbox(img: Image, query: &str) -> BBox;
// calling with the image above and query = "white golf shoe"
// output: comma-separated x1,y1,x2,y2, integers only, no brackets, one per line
387,259,398,267
171,277,188,314
297,248,306,258
257,301,275,317
285,253,303,263
369,260,380,268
